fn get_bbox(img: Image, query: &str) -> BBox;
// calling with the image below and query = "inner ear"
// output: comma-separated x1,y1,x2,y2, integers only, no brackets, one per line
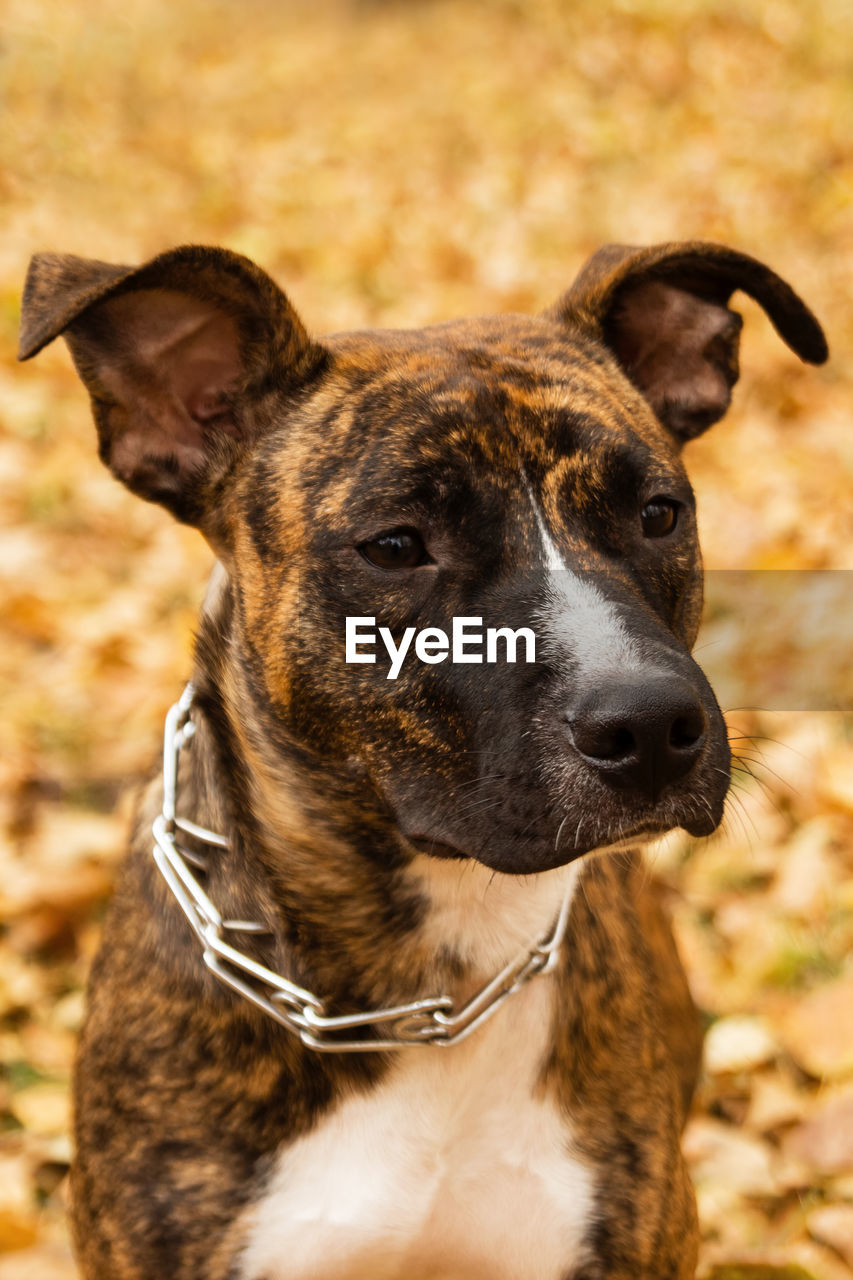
168,311,243,428
90,289,245,429
606,280,743,442
69,288,247,509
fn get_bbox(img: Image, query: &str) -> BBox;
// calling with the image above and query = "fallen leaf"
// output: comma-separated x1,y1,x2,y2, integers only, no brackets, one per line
820,748,853,815
747,1072,809,1134
9,1085,70,1139
684,1118,781,1200
0,1244,78,1278
772,819,841,919
784,1084,853,1177
0,1212,38,1254
0,1155,35,1216
705,1017,780,1075
775,975,853,1080
16,1025,75,1079
808,1204,853,1267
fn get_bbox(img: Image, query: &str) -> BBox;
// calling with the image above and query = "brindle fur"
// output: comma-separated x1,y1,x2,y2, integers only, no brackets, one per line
19,241,827,1279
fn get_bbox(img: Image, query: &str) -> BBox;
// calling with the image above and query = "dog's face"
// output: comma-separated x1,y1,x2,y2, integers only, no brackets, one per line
19,242,827,874
234,316,720,873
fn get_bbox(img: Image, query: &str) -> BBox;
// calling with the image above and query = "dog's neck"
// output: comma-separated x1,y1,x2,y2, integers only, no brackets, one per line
178,580,581,1017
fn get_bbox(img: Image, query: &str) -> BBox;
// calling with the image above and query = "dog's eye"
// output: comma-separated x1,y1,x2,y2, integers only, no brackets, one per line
358,527,430,570
641,497,680,538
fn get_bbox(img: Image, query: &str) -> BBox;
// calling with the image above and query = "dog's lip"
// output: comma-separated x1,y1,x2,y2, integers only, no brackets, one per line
597,804,723,849
599,821,666,844
399,793,725,867
680,806,723,838
403,834,468,860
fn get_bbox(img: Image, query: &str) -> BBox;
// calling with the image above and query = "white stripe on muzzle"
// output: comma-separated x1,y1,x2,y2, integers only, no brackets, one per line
523,477,641,676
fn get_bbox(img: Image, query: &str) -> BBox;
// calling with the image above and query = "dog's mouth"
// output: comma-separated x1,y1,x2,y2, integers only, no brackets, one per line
402,804,719,869
385,729,729,874
404,834,467,861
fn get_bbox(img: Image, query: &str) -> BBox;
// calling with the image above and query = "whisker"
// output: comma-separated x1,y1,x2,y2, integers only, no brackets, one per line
732,750,800,797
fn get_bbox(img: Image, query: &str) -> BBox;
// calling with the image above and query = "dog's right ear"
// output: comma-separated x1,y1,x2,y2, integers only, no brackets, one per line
548,242,828,444
18,246,326,527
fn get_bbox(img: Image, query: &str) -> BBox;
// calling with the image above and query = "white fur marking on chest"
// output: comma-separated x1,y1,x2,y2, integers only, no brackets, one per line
408,854,582,975
239,976,595,1280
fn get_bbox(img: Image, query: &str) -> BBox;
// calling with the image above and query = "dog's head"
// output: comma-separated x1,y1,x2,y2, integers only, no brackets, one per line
19,242,827,874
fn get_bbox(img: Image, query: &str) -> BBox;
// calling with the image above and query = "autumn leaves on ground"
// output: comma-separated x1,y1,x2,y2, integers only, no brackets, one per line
1,1,852,1276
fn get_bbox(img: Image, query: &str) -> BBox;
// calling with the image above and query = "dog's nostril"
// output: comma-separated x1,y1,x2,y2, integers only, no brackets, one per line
596,726,635,761
669,712,705,751
568,716,637,763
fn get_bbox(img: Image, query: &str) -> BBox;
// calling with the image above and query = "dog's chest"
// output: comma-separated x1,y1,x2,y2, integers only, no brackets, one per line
239,979,595,1280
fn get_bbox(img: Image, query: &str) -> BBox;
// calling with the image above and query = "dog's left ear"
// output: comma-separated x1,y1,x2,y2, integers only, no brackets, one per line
548,242,828,442
18,245,326,527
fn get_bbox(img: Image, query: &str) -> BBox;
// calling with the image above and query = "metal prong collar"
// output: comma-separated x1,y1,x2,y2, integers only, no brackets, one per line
152,684,573,1053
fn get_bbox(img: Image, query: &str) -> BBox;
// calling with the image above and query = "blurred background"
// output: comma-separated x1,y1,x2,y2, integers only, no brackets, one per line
1,1,852,1275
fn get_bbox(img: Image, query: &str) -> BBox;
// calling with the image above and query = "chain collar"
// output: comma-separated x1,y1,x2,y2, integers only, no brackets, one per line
152,684,573,1053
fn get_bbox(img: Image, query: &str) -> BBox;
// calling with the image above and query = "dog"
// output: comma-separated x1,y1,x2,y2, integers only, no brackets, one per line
19,240,827,1279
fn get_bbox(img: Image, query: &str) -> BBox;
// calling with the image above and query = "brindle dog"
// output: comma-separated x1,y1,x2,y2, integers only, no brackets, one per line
19,242,826,1280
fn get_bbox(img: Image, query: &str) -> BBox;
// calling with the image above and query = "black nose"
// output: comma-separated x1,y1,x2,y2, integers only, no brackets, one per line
567,675,707,799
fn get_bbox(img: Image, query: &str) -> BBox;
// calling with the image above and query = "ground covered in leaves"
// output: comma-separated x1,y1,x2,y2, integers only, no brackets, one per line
1,0,852,1275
